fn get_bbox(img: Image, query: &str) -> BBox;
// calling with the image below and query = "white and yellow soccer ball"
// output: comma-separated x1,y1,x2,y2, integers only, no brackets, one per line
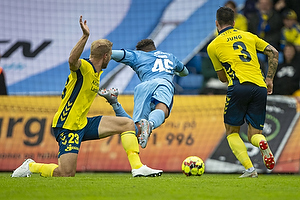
182,156,205,176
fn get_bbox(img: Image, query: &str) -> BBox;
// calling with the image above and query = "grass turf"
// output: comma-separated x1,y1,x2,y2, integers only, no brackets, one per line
0,172,299,200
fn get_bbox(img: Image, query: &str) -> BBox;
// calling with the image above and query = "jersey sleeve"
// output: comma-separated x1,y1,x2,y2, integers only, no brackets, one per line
207,41,223,71
174,56,185,72
79,59,90,75
117,49,137,67
111,50,126,62
253,34,269,52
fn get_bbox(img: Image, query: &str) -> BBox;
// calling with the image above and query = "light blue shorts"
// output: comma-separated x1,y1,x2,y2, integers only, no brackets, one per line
133,78,174,123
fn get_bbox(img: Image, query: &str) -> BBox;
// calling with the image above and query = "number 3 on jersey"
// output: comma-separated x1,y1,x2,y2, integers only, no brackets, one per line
152,58,174,73
233,41,252,62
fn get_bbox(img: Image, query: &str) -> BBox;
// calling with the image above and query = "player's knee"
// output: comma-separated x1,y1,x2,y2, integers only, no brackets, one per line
60,170,76,177
225,124,240,135
122,118,135,131
55,166,76,177
63,172,75,177
163,109,169,118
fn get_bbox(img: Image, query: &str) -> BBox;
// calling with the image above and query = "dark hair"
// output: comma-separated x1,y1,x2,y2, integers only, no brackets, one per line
216,6,235,27
136,39,156,52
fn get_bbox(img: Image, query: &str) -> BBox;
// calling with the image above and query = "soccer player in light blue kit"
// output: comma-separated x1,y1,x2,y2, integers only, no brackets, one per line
99,39,189,148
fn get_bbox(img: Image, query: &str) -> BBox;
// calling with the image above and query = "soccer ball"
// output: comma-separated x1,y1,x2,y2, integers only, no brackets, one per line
182,156,205,176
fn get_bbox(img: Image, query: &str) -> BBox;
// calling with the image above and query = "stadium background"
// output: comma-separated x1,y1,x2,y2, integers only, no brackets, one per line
1,0,300,174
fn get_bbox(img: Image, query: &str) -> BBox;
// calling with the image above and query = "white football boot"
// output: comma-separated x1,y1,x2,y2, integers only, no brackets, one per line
239,169,258,178
11,159,35,177
131,165,163,177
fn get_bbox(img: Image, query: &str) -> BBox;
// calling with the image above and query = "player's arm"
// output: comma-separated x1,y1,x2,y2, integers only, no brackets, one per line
263,44,278,94
111,50,136,67
207,42,228,84
216,69,228,83
68,16,90,71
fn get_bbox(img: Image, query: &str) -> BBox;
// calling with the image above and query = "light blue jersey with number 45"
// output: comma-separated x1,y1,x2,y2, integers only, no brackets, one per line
118,49,185,83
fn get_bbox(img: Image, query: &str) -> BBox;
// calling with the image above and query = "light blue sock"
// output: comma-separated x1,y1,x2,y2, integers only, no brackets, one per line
148,109,165,129
112,103,132,119
112,103,139,135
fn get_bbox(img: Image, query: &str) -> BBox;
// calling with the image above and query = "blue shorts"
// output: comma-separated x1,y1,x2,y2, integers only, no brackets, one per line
224,80,267,130
133,78,174,123
52,116,102,158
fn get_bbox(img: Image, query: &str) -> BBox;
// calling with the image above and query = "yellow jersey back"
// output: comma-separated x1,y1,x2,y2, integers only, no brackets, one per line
52,59,102,130
207,27,269,87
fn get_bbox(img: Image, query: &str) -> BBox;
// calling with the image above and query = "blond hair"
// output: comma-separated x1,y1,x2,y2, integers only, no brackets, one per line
90,39,113,59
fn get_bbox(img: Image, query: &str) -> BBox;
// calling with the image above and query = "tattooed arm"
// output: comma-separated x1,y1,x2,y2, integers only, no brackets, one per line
263,45,278,95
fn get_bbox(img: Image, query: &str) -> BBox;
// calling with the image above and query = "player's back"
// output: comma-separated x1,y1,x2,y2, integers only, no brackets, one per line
208,27,269,87
122,50,184,83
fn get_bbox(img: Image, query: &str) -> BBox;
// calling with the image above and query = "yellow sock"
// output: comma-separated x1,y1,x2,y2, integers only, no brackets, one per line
251,134,267,147
227,133,253,170
121,131,143,169
29,163,58,177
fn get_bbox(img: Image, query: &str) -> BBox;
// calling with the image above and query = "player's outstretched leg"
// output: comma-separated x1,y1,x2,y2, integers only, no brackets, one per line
99,88,133,121
138,119,153,148
259,140,275,170
131,165,163,177
11,159,35,177
98,88,119,105
239,169,258,178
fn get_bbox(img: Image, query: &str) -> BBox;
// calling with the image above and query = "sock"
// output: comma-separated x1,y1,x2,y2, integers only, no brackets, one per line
148,109,165,129
111,103,139,136
251,134,267,147
121,131,143,169
112,103,132,119
227,133,253,170
111,103,119,110
29,163,58,177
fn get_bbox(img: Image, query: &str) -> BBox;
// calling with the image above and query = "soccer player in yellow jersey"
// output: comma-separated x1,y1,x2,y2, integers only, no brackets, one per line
11,16,162,178
207,7,278,178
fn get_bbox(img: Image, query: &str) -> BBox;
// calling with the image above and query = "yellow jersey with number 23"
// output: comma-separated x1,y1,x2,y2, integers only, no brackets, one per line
52,59,102,130
207,27,269,87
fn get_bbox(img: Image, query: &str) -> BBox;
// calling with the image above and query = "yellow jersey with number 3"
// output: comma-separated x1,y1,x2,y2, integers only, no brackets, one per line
52,59,102,130
207,27,269,87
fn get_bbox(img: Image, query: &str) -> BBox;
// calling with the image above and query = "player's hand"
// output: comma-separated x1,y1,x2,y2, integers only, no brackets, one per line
79,15,90,37
265,78,273,95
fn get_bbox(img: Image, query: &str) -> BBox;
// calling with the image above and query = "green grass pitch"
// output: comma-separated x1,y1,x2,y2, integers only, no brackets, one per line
0,172,299,200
